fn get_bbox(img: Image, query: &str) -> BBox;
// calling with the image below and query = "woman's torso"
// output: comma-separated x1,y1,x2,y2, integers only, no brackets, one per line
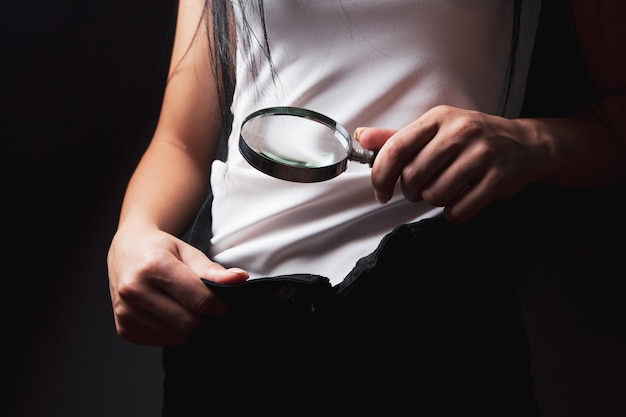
209,0,540,285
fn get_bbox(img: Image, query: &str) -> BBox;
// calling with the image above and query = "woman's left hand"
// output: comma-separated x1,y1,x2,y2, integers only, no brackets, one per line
355,105,547,223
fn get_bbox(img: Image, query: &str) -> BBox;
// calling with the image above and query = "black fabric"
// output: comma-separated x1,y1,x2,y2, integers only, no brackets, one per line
162,213,539,416
182,190,215,255
521,0,595,118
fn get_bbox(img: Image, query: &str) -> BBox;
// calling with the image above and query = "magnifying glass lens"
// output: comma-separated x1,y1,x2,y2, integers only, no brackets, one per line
241,114,348,167
239,107,375,183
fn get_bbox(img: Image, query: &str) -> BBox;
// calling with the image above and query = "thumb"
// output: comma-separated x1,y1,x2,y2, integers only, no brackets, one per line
205,265,249,285
180,242,249,284
354,127,398,150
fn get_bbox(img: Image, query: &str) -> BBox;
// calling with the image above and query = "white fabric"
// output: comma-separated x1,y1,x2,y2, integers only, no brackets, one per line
209,0,539,285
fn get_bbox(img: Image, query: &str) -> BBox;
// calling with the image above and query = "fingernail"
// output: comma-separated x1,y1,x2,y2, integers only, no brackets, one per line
227,268,249,277
354,127,367,142
375,192,390,204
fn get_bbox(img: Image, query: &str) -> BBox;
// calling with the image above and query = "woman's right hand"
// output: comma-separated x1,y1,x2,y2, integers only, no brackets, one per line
107,225,249,346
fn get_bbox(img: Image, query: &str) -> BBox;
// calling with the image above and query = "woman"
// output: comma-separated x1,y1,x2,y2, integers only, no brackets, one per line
107,0,625,415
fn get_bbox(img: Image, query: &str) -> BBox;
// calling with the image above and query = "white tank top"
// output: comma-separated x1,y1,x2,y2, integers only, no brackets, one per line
209,0,541,285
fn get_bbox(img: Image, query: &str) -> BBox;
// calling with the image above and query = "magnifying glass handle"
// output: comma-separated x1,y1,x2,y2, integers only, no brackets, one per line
349,148,378,167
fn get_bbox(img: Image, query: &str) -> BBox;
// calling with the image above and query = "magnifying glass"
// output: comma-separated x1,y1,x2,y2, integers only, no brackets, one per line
239,106,377,183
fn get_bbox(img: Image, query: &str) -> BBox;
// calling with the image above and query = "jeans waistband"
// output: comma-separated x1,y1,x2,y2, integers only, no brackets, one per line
201,213,524,317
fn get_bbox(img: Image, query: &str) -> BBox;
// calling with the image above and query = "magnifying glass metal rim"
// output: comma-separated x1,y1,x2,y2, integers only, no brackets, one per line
239,106,374,183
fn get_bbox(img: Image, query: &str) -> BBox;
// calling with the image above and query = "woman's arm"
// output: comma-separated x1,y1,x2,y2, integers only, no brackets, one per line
120,0,221,236
541,0,626,186
358,0,626,223
107,0,247,346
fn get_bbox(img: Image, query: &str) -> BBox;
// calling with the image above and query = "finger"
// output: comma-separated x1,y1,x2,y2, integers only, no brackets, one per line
445,164,527,224
399,140,459,203
370,120,438,203
417,151,483,206
179,243,249,285
354,127,398,149
114,300,196,346
443,177,493,224
113,281,201,346
170,244,250,316
150,261,232,318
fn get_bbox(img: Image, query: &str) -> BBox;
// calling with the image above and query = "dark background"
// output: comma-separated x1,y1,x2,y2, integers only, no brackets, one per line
3,1,176,416
3,1,625,416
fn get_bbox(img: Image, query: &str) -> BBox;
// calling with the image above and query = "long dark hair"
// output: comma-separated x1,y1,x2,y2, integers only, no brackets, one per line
200,0,274,160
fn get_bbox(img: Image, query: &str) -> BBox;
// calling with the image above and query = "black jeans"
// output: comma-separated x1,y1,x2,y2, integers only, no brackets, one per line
162,213,539,416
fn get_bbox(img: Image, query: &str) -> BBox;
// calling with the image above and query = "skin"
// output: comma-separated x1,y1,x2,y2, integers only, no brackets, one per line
357,0,626,223
107,0,248,346
107,0,626,346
